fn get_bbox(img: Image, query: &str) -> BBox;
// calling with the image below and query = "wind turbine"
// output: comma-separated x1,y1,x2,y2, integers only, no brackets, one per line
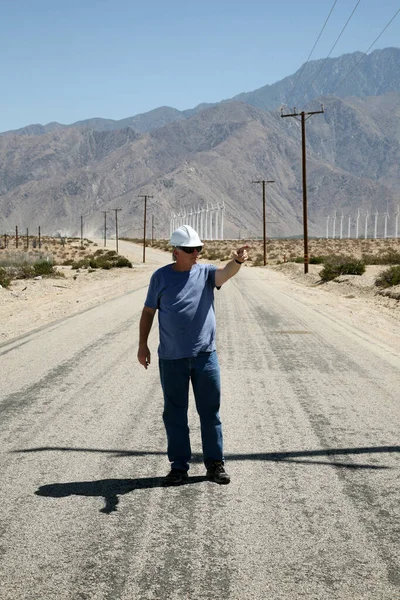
356,208,360,239
332,211,337,239
383,204,390,239
374,209,378,239
326,215,330,239
364,211,369,239
220,201,225,240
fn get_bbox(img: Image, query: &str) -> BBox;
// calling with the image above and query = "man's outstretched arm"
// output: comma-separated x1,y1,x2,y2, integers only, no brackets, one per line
215,246,249,287
137,306,156,369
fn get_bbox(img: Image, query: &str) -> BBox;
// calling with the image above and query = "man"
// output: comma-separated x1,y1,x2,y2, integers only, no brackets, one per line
137,224,248,485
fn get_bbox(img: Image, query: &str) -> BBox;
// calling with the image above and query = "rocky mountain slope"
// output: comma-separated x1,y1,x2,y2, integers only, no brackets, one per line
1,91,399,239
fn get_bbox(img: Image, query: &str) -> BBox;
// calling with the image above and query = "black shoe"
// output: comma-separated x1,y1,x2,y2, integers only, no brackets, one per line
206,461,230,484
163,468,189,486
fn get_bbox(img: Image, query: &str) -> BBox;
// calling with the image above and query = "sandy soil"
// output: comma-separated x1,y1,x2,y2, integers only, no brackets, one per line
1,256,399,350
0,265,154,344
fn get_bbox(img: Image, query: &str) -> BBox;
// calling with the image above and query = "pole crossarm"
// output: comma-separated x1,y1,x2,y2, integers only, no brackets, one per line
281,105,324,119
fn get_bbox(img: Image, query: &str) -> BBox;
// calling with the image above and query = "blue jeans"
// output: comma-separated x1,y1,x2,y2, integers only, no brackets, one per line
159,350,223,471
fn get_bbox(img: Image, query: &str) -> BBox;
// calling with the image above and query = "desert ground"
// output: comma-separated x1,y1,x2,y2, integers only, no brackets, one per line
0,236,399,349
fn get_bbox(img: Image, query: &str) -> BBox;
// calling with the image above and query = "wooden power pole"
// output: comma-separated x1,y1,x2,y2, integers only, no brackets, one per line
111,208,122,253
252,179,275,265
281,105,324,273
138,195,154,263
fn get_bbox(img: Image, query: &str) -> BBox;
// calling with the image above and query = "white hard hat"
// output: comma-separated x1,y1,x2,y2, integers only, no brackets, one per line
170,225,203,247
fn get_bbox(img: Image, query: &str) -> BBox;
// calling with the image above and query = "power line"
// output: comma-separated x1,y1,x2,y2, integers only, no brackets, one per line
315,0,362,90
331,7,400,95
285,1,338,106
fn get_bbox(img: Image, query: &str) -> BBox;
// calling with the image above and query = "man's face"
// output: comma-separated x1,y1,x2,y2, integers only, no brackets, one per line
174,246,203,269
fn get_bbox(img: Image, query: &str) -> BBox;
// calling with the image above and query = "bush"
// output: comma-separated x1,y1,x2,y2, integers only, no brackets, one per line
71,258,90,269
320,257,366,282
33,261,55,276
292,255,325,264
14,264,35,279
375,265,400,288
72,254,133,270
0,267,11,288
115,256,132,268
362,250,400,265
309,255,326,264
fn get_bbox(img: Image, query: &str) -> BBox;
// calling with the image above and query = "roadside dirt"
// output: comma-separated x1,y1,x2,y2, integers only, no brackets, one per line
1,253,399,351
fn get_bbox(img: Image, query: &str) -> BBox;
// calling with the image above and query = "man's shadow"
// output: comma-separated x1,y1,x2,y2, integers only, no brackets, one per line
35,476,208,514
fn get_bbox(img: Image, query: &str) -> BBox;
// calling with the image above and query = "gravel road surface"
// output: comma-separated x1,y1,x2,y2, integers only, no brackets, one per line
1,245,399,600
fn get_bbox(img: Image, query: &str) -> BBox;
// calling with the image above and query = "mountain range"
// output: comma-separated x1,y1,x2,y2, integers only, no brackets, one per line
1,47,399,239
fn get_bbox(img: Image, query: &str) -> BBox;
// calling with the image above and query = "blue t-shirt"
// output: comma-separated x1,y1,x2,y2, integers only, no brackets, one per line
144,263,219,359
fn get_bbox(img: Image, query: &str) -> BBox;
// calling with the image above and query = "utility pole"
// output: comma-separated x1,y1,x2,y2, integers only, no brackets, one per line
151,214,155,246
38,225,41,249
138,195,153,263
252,179,275,265
15,225,19,248
101,211,109,247
281,105,324,273
80,216,84,247
111,208,122,253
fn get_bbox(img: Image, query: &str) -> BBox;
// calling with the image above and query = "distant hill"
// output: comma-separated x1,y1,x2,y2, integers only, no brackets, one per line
1,90,399,239
3,47,399,136
233,47,400,111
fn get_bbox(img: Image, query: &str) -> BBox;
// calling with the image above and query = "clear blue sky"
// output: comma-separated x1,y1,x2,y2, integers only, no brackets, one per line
1,0,399,132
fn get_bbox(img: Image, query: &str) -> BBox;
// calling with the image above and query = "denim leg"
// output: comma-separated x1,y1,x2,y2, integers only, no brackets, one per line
191,351,224,467
159,358,191,471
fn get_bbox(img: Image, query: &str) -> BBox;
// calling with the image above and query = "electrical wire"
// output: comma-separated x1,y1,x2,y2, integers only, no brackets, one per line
331,7,400,95
315,0,362,91
285,0,338,106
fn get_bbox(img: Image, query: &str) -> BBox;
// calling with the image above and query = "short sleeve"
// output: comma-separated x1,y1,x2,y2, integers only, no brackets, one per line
206,264,219,289
144,271,160,309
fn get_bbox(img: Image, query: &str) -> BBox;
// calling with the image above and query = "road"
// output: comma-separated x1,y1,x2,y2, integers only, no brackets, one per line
1,245,399,600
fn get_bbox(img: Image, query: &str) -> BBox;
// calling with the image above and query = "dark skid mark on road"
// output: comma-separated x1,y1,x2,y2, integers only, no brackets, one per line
36,476,208,514
269,330,311,334
13,444,397,469
0,319,132,420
